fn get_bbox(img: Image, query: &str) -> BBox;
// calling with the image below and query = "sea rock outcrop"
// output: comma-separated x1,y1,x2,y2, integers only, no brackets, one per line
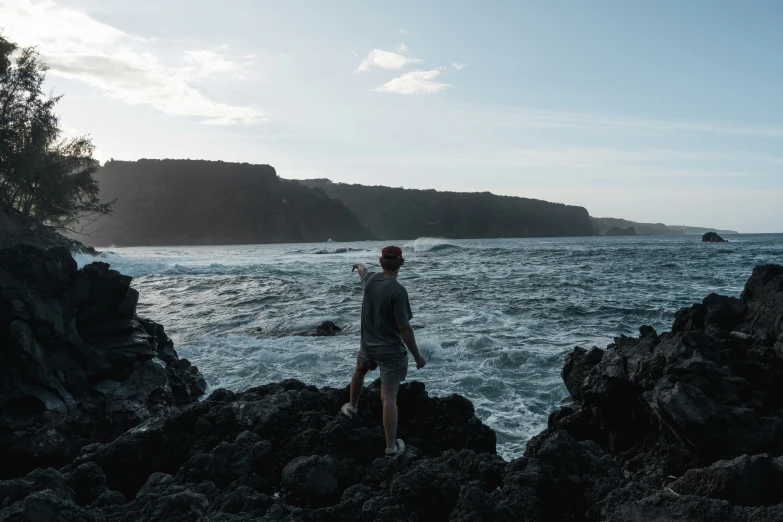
703,231,729,242
1,255,782,521
315,321,342,337
0,245,206,478
294,320,343,337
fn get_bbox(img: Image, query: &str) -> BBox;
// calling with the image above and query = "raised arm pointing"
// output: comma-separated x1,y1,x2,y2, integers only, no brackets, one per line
352,263,368,278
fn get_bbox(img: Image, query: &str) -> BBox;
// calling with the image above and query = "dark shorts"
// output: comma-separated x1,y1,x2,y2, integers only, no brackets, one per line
357,346,408,385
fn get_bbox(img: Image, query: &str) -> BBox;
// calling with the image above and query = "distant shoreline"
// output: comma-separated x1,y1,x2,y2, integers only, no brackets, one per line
83,232,782,250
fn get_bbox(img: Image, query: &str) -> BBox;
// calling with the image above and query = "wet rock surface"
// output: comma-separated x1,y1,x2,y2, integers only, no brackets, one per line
314,321,342,337
0,245,206,478
1,253,782,521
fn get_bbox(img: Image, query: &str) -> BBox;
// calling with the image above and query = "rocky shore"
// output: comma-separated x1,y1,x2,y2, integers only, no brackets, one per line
1,244,782,521
0,246,206,479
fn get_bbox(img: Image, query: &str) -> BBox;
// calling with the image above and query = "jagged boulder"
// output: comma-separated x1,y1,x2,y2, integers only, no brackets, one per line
315,320,342,337
562,346,604,400
734,264,783,344
0,245,206,477
703,231,728,242
280,454,339,507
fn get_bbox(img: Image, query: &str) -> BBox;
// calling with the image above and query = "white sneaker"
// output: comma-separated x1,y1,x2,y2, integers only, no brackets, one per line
341,403,358,419
385,439,406,458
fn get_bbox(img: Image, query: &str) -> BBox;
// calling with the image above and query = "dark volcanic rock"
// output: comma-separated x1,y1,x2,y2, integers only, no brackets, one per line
562,346,604,400
295,320,343,337
0,379,501,521
734,264,783,344
315,320,342,337
639,324,657,338
703,231,729,242
280,454,339,507
669,454,783,506
0,245,206,478
65,463,107,506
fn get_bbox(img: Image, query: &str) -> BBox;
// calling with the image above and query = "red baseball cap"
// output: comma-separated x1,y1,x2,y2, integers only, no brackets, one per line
381,245,403,259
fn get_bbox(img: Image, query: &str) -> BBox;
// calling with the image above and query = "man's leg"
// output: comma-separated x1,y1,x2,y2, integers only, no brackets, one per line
349,362,369,409
381,383,399,450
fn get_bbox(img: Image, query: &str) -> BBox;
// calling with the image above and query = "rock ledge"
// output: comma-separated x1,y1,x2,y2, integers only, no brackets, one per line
0,245,206,478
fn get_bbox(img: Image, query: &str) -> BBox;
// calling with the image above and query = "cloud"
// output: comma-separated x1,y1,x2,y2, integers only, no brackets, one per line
396,43,408,53
398,29,408,35
1,0,266,125
180,50,254,81
374,69,450,95
355,49,423,72
452,62,467,71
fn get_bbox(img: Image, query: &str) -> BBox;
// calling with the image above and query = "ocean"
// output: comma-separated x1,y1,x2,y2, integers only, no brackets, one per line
75,234,783,459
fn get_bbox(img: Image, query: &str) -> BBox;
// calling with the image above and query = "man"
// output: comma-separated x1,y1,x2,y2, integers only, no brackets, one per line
341,245,426,457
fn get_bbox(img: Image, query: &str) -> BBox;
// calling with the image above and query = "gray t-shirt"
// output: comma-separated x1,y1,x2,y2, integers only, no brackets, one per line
361,272,413,354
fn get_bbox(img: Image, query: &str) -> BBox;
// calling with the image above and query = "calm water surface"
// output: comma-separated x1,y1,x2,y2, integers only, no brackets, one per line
77,234,783,459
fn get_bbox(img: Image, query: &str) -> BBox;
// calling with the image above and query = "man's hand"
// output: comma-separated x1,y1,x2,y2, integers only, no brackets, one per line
353,263,368,278
398,321,426,370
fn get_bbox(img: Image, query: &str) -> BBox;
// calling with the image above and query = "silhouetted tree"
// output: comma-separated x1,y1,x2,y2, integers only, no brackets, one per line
0,37,14,75
0,35,112,232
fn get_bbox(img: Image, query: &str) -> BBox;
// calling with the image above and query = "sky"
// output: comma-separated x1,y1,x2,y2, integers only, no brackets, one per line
2,0,782,232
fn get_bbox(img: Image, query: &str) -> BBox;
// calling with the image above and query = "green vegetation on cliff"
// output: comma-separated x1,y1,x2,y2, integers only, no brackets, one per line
299,179,595,239
591,217,738,236
87,160,375,246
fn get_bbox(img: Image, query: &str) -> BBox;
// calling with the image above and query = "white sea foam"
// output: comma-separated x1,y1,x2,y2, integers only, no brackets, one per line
73,250,123,268
405,237,452,252
416,338,445,362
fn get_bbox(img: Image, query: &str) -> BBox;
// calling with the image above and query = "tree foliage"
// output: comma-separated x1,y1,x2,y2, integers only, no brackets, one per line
0,35,112,232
